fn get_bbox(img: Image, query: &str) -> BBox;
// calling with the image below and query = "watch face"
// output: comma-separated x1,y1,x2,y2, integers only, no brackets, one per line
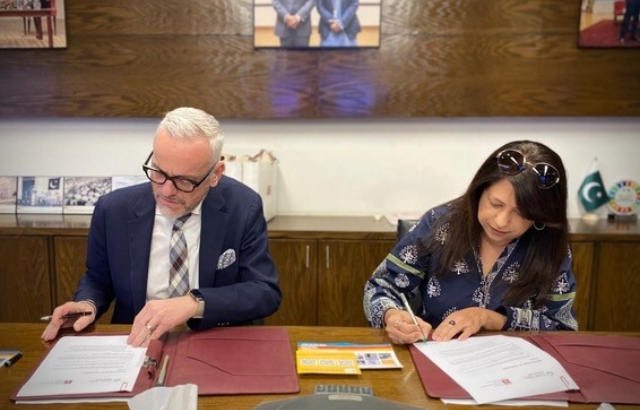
608,179,640,215
190,289,204,301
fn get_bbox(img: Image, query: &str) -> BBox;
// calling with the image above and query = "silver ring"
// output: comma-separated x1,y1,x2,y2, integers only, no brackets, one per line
448,320,456,326
146,324,155,333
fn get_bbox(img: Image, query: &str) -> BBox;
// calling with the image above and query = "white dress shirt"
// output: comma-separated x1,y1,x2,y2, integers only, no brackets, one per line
147,203,203,301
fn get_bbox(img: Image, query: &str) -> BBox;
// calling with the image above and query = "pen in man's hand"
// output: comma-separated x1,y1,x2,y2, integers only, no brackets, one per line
39,311,93,322
399,293,428,344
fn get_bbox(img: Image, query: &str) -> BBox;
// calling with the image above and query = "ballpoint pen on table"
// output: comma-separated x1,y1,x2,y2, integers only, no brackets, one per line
156,355,170,387
0,350,22,368
39,311,93,322
399,293,428,344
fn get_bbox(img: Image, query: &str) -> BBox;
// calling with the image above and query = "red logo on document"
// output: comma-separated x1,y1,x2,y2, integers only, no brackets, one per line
501,379,512,385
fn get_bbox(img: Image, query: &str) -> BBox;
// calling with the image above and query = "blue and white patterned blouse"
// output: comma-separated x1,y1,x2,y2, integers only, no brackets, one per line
363,205,578,332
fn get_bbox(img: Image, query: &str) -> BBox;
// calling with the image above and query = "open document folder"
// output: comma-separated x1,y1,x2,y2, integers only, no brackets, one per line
12,327,300,403
409,333,640,404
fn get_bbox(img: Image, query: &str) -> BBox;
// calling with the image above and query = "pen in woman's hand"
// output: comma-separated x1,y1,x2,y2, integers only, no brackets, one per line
40,311,93,322
399,293,428,344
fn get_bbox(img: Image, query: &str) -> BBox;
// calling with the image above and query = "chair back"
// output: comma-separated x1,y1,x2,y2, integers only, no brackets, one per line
396,219,418,242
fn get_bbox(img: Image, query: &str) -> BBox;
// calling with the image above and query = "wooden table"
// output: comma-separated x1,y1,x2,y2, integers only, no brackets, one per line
1,324,639,410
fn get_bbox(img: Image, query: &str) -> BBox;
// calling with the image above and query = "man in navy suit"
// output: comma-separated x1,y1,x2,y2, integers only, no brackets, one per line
317,0,361,47
273,0,316,47
42,107,281,347
620,0,640,44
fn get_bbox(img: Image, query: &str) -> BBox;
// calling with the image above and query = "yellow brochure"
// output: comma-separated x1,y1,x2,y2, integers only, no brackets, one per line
297,342,403,369
295,349,361,375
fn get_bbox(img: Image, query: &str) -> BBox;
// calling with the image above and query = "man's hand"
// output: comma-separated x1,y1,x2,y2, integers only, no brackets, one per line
41,301,96,342
284,14,301,29
329,20,342,33
127,296,199,347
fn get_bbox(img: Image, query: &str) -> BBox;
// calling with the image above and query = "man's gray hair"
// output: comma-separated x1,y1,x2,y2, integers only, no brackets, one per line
157,107,224,162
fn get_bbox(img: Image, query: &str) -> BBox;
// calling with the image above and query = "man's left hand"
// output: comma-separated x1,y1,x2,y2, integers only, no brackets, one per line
128,296,198,347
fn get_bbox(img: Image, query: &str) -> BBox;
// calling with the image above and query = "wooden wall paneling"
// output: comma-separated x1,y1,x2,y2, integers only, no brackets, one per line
0,0,639,118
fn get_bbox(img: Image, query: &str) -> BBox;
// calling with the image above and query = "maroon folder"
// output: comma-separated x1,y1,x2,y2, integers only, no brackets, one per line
409,333,640,404
12,327,300,402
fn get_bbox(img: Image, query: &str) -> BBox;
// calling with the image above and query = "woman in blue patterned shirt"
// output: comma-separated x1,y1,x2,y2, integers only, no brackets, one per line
363,140,577,343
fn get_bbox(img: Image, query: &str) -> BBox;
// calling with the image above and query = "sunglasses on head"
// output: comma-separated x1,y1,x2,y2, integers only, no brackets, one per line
496,149,560,189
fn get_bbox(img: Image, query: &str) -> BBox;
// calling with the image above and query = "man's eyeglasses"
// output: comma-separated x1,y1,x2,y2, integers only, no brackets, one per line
142,152,216,193
496,149,560,189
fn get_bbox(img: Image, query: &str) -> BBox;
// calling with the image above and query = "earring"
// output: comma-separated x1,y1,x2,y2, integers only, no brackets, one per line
534,222,546,231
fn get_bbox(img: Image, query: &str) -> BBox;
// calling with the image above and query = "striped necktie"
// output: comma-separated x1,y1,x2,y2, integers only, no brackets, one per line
168,213,191,298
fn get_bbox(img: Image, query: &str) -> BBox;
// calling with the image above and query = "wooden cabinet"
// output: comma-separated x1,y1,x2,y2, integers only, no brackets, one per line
0,235,51,322
318,240,395,327
265,216,397,327
592,241,640,331
2,215,640,332
569,241,594,331
266,239,318,326
53,236,113,324
266,237,395,327
53,236,86,307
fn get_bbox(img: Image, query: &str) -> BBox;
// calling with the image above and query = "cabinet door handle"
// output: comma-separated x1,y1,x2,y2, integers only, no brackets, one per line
305,245,310,269
325,245,330,269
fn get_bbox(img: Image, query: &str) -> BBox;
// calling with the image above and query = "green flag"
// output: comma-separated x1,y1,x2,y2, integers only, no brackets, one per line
578,159,609,212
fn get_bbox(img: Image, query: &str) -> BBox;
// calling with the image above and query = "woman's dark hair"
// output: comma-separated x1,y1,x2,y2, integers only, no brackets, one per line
426,140,569,307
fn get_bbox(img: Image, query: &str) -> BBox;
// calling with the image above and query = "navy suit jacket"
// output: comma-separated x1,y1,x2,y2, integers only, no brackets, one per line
74,176,281,330
317,0,361,40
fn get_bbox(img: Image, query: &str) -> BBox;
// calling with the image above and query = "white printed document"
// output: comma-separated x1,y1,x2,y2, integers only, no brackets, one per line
414,335,578,404
17,335,147,398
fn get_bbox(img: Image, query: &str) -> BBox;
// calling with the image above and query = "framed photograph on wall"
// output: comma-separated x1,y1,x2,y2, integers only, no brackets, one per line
0,176,17,214
578,0,640,48
16,176,64,214
254,0,382,49
63,177,112,214
0,0,66,49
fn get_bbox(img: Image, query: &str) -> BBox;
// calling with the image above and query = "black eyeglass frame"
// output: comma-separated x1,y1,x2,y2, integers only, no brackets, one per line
495,149,560,190
142,151,216,193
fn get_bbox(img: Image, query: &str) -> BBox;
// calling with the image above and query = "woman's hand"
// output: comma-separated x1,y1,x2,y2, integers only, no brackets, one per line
431,307,507,342
383,308,432,344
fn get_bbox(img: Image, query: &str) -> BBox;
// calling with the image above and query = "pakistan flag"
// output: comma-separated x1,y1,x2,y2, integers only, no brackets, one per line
578,160,609,212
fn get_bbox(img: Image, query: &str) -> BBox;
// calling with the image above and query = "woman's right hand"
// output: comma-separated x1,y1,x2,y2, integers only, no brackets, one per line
383,308,432,344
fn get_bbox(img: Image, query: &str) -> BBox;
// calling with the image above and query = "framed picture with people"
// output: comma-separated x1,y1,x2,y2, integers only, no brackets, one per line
253,0,382,49
0,0,66,49
578,0,640,48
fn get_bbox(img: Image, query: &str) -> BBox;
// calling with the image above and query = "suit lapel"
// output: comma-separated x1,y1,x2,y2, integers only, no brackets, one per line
128,191,156,314
199,189,229,287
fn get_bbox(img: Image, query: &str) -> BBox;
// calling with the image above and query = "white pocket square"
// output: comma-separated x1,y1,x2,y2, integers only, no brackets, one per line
217,249,236,269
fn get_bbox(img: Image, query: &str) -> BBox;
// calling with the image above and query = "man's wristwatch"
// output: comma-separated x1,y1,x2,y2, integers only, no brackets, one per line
188,289,205,319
